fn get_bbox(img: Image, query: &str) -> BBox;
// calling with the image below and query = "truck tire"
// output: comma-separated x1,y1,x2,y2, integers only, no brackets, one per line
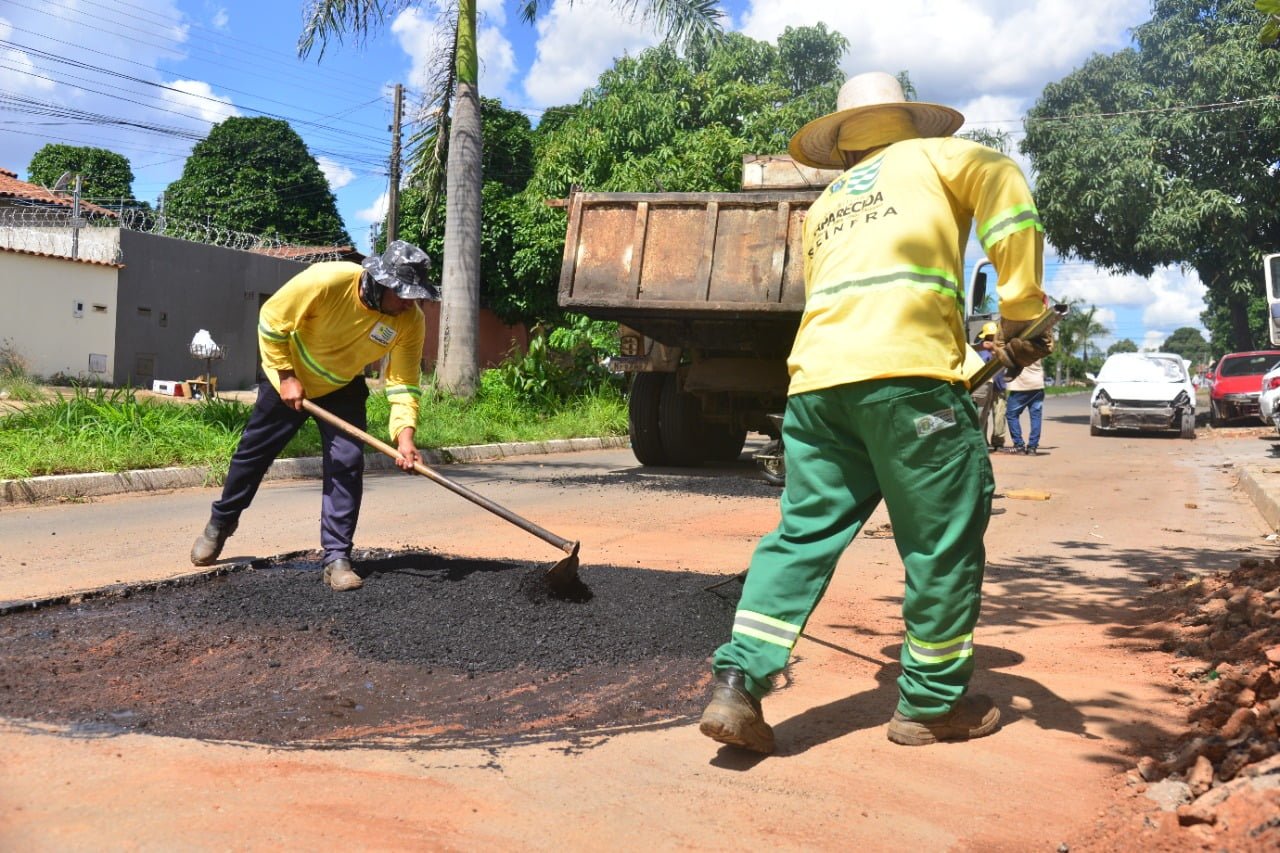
704,424,748,462
628,372,669,466
659,373,707,467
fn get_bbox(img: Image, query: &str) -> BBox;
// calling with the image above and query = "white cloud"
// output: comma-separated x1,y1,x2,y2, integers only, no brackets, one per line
211,7,229,30
357,190,389,224
392,5,518,103
735,0,1148,120
0,20,56,93
159,79,239,125
523,0,658,107
317,156,356,190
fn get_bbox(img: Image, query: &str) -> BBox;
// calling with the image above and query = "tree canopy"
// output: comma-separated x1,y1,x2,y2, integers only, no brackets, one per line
163,117,350,245
1021,0,1280,353
27,144,135,206
1107,338,1139,355
387,24,849,328
1162,326,1211,360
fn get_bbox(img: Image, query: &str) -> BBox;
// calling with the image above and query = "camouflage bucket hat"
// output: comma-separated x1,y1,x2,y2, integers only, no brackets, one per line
362,240,437,300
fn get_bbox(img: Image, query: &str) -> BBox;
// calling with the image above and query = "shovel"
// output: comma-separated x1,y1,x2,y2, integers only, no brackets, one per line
300,399,581,595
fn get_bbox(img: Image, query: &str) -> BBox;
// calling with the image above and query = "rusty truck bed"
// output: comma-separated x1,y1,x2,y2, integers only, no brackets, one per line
557,190,820,357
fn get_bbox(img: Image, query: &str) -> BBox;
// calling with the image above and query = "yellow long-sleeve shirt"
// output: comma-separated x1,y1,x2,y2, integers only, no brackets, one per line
787,136,1045,395
257,261,426,440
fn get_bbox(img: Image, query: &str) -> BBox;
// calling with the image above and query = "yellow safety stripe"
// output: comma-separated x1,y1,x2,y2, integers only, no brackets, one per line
978,203,1043,251
384,384,423,398
732,609,801,650
904,630,974,664
810,265,964,310
291,332,349,385
258,321,288,342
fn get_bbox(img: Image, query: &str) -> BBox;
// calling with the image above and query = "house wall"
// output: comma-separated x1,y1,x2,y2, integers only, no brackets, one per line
420,301,529,371
0,250,119,379
115,230,307,391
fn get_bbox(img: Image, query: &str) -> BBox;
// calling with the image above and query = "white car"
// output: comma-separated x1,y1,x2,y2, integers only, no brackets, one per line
1088,352,1196,439
1259,362,1280,431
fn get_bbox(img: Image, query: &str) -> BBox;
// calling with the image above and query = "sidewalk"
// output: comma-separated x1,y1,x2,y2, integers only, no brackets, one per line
0,436,631,507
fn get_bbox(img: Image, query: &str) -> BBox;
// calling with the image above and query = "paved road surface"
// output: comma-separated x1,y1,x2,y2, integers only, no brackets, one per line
1,394,1276,850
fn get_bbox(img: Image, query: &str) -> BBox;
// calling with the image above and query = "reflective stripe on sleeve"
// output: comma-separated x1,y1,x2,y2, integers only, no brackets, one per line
978,203,1043,251
732,609,801,650
904,630,974,664
258,321,288,342
384,384,423,398
291,332,350,385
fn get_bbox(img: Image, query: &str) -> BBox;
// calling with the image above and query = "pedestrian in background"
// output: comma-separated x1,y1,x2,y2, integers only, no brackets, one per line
189,240,434,591
698,71,1051,755
974,322,1008,451
1005,358,1046,454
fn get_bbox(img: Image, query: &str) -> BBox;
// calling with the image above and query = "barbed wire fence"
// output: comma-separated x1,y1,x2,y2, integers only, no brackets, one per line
0,204,346,264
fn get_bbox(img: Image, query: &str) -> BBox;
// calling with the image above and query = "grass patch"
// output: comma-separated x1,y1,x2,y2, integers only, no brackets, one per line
0,380,627,481
0,339,43,404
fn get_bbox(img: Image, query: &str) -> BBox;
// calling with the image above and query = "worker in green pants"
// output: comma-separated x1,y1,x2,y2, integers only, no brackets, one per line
699,71,1051,753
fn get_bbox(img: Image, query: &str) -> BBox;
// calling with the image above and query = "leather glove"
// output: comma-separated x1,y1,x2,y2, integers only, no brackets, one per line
995,316,1054,375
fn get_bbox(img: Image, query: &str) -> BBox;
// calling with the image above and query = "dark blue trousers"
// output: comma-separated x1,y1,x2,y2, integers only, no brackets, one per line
1005,388,1045,449
211,378,368,565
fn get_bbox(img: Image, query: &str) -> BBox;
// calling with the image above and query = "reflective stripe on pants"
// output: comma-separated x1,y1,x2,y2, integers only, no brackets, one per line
710,377,994,718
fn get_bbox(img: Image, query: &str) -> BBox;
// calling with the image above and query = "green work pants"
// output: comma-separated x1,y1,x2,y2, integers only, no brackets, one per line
712,377,994,719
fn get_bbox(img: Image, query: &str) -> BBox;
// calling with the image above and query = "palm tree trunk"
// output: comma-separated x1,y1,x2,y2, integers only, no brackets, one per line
437,0,481,396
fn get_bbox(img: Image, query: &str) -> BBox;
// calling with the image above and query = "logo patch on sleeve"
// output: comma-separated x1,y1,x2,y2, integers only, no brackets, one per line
369,322,397,346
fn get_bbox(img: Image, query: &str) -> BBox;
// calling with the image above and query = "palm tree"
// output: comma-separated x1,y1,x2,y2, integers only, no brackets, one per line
1051,298,1108,385
299,0,724,396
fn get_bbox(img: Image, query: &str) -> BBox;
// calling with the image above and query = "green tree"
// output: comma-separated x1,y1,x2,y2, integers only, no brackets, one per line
1162,326,1210,361
27,144,135,207
502,26,849,328
300,0,724,398
1020,0,1280,353
394,98,543,324
163,117,350,245
1107,338,1139,355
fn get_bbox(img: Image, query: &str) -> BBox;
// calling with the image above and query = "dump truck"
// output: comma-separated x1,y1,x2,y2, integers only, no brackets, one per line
557,155,1006,474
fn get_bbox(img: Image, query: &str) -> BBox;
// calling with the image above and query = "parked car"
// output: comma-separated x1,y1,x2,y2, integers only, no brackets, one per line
1088,351,1196,438
1259,362,1280,432
1208,350,1280,426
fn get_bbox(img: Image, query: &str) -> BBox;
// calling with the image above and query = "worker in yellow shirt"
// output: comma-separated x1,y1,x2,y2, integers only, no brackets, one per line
190,240,432,592
700,72,1051,753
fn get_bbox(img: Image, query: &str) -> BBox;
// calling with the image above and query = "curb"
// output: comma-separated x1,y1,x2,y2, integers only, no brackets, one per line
1236,465,1280,532
0,436,631,507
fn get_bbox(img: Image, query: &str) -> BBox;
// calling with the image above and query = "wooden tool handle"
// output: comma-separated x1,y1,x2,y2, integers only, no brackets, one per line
301,399,578,556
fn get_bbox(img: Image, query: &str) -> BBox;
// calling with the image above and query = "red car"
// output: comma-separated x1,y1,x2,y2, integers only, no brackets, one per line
1208,350,1280,425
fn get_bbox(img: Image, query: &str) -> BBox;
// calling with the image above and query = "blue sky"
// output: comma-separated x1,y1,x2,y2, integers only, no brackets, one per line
0,0,1210,350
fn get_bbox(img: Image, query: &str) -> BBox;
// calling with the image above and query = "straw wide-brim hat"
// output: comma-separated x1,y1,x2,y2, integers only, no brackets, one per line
789,71,965,169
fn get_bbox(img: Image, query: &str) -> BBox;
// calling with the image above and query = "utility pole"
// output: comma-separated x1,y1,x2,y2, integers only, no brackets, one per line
70,174,83,260
387,83,403,244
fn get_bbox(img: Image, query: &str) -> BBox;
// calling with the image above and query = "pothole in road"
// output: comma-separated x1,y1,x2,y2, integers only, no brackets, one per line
0,551,737,749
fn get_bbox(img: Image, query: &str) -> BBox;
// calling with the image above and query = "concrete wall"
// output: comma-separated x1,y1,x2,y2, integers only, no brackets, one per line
115,230,307,391
420,301,529,371
0,224,121,266
0,250,119,380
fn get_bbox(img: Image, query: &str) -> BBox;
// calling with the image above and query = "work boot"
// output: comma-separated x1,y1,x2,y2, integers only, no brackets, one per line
886,694,1001,746
323,557,363,592
698,667,775,754
190,518,237,566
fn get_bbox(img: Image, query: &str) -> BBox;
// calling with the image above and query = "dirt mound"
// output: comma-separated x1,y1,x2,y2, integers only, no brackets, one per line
0,550,735,748
1078,557,1280,850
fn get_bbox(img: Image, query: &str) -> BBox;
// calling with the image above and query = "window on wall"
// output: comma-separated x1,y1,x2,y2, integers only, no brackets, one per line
137,306,152,319
135,353,155,377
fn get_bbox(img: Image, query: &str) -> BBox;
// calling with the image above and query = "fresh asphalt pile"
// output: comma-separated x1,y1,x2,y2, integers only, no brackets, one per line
0,550,738,748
